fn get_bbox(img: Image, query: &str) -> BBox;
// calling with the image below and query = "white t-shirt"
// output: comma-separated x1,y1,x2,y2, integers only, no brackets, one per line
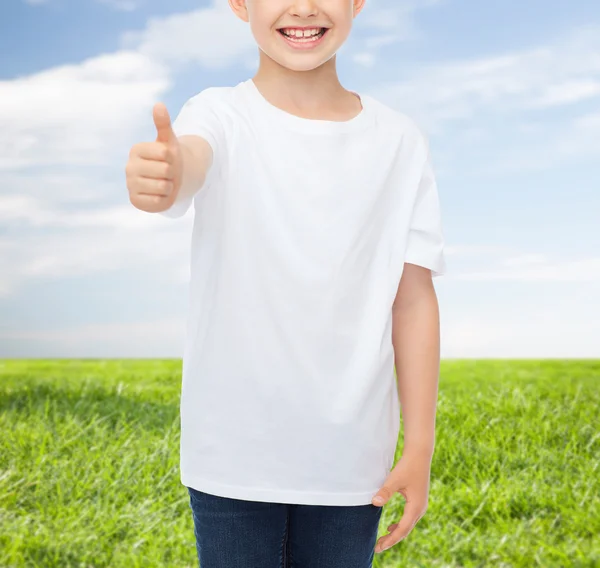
160,79,447,506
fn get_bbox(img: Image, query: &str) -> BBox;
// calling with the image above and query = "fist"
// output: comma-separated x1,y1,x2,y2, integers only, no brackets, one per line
126,103,183,213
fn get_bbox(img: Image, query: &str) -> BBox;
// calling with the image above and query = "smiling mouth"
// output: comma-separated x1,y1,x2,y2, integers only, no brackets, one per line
277,28,329,41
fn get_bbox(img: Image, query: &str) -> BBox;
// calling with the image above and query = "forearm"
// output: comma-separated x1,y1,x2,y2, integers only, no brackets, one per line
392,283,441,459
176,135,213,202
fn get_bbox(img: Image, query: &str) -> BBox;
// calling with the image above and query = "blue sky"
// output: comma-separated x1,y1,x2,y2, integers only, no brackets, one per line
1,0,599,358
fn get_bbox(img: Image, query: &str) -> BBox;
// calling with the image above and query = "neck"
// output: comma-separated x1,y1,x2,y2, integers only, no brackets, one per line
252,52,346,111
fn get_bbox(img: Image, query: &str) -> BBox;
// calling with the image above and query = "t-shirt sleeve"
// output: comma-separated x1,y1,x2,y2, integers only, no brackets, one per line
404,140,447,278
158,90,224,219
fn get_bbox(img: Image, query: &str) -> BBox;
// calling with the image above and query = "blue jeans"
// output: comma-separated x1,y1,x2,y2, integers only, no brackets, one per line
187,486,383,567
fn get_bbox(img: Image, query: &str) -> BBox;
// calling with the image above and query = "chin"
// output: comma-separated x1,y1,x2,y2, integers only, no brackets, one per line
281,59,332,72
262,49,336,73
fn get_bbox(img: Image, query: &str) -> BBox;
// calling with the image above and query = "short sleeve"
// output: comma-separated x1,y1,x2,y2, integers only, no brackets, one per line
404,141,447,278
159,89,225,219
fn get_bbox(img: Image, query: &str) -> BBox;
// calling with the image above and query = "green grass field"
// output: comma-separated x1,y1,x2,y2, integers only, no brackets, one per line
0,359,598,567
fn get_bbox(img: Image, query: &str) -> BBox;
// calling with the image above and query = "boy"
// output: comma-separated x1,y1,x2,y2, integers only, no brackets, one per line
125,0,446,565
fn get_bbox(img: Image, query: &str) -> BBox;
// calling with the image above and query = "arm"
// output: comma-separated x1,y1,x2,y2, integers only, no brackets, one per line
155,133,214,218
372,262,440,553
392,262,441,460
171,135,214,207
126,103,216,217
372,132,445,554
155,93,224,218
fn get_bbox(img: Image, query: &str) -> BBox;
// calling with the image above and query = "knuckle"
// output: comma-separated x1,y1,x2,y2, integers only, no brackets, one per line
158,145,169,161
380,487,393,500
129,144,139,159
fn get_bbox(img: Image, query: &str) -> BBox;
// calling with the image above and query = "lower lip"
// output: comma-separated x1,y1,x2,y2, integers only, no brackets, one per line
278,29,329,51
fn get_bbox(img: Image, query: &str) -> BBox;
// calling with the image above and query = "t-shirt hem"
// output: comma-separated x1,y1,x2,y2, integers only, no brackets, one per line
404,252,446,278
173,128,218,155
157,196,193,218
181,471,380,507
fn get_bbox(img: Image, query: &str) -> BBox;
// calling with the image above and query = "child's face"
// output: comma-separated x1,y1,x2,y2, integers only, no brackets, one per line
230,0,366,72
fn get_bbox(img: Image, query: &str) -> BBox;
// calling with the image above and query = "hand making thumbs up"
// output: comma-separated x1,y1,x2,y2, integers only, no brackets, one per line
126,103,184,213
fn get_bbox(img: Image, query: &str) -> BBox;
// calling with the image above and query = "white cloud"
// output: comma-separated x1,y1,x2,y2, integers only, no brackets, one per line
455,257,600,283
441,248,600,283
501,254,548,267
0,318,187,358
0,51,169,170
0,171,115,204
0,194,178,230
0,196,192,297
360,0,443,32
352,53,376,67
444,244,513,256
441,314,600,358
555,111,600,159
362,23,600,177
349,0,444,65
364,34,403,49
528,80,600,109
97,0,141,11
23,0,142,9
0,0,260,303
121,1,257,70
0,0,259,302
368,24,600,133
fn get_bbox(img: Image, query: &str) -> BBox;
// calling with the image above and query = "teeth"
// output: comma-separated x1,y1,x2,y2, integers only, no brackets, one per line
282,28,322,38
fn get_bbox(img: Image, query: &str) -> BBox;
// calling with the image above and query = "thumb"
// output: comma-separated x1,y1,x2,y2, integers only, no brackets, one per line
372,474,405,507
372,485,394,507
153,103,176,144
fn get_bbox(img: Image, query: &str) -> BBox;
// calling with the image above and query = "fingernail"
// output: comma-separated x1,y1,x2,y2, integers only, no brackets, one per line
373,496,384,505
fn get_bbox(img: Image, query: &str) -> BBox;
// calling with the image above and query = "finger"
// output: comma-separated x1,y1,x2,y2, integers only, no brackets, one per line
133,158,174,181
130,192,170,210
153,103,176,145
134,178,173,198
133,142,171,163
375,503,421,552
